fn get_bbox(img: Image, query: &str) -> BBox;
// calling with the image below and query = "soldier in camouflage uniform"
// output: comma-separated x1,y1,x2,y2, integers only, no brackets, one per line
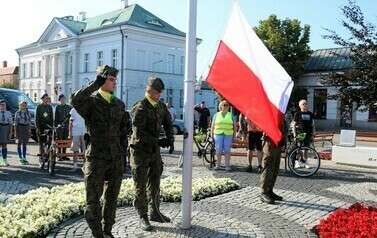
130,77,174,231
72,65,130,238
35,93,53,163
55,94,72,160
259,122,287,204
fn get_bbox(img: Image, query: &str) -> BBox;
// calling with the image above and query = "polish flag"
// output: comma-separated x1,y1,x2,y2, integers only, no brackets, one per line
206,2,293,145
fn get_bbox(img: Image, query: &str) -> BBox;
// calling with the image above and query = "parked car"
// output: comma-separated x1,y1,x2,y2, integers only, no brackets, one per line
0,88,37,141
172,119,184,135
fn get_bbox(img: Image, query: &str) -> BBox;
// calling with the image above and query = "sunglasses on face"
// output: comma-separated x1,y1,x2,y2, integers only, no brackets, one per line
223,104,229,107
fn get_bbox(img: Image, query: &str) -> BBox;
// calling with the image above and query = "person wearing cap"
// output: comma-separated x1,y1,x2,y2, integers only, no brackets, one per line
194,101,211,132
14,101,32,165
55,94,72,160
35,93,53,164
130,76,174,231
0,100,13,166
72,65,130,238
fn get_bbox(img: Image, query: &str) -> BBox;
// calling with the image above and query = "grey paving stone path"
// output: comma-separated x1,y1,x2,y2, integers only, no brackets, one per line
1,136,377,237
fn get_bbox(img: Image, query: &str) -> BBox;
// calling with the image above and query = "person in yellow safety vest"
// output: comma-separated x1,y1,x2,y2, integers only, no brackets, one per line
210,100,237,171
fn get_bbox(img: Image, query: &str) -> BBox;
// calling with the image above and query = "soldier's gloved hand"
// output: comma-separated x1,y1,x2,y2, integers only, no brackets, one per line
169,142,174,154
158,138,170,148
95,65,110,87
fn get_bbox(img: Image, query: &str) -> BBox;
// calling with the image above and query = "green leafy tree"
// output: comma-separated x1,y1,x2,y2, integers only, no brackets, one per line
0,82,18,89
253,15,312,107
322,0,377,111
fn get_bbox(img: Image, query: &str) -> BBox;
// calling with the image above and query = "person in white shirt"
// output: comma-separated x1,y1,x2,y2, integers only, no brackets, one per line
166,102,177,122
69,94,86,172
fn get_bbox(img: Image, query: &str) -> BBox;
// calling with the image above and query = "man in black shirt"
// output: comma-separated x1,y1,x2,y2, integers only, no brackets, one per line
292,99,316,169
194,101,211,132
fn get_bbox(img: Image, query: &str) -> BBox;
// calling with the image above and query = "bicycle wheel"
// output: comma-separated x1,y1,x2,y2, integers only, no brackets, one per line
287,146,320,177
48,149,57,175
178,154,183,168
203,142,216,167
38,144,49,169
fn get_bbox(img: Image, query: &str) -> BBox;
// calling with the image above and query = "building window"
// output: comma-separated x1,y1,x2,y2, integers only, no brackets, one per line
46,58,51,77
33,93,37,102
22,63,26,78
167,54,175,74
67,55,73,75
180,56,185,75
313,89,327,119
166,89,173,104
29,62,34,78
180,90,184,108
136,49,146,70
97,51,103,67
152,52,162,72
111,49,118,68
368,104,377,122
84,53,89,73
37,61,42,77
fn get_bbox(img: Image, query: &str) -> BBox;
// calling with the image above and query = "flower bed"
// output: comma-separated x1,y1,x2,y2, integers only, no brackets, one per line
0,177,239,237
314,202,377,238
318,152,332,160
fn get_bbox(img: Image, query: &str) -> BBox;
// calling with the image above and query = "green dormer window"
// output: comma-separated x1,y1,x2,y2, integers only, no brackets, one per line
146,19,163,27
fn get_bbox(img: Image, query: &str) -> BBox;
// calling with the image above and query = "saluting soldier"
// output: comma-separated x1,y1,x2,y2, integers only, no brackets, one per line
35,93,53,163
55,94,72,160
72,65,130,238
0,100,13,166
130,77,174,231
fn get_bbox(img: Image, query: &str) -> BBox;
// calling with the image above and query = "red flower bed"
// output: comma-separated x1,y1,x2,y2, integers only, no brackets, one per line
314,202,377,238
318,152,332,160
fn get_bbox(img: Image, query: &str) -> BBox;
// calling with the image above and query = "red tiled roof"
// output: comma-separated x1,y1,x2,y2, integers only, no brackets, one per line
0,67,18,75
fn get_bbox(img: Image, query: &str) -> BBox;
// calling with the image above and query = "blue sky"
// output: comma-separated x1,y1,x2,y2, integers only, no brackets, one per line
0,0,375,77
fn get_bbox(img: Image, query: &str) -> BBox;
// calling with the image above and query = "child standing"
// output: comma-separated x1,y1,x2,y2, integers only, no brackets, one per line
14,101,31,164
0,100,13,166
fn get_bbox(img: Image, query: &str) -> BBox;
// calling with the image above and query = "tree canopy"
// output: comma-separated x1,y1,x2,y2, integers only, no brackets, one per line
253,15,312,106
322,0,377,110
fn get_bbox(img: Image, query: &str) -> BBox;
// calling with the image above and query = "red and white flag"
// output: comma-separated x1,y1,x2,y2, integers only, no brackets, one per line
206,2,293,145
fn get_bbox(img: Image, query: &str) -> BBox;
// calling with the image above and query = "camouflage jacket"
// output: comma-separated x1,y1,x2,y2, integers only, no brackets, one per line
72,80,130,160
130,97,173,152
54,104,72,126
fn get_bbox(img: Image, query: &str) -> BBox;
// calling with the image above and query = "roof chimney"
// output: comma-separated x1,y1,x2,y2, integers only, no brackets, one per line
1,61,7,68
79,11,86,21
122,0,128,8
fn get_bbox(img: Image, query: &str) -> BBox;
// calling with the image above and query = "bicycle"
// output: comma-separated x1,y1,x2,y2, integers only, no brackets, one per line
177,129,216,168
285,132,320,177
38,125,59,175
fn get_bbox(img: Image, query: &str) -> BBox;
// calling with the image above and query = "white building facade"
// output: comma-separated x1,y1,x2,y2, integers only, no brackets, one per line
297,48,377,130
16,4,195,117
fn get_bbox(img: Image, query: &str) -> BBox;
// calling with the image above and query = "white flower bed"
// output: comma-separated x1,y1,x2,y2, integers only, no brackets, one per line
0,177,239,237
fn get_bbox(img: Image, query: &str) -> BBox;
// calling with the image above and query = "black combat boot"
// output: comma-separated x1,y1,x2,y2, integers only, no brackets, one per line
140,215,153,231
270,192,283,201
260,193,275,204
103,232,115,238
150,210,171,223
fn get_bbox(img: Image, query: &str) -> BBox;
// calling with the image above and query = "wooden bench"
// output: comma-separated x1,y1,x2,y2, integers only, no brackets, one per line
313,131,335,147
55,139,85,158
356,131,377,143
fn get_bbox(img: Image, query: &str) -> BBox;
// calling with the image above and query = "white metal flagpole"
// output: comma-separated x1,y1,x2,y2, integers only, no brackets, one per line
181,0,197,230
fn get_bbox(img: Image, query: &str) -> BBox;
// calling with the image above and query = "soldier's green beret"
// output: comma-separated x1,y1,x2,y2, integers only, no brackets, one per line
96,65,119,77
148,77,165,93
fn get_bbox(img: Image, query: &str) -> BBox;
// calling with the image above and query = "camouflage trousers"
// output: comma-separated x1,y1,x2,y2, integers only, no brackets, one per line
260,138,281,194
131,146,163,217
83,157,124,237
